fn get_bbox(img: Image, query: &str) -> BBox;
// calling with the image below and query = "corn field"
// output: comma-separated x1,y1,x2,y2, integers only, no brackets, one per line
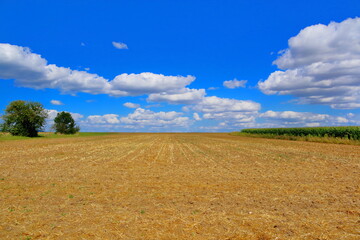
241,126,360,140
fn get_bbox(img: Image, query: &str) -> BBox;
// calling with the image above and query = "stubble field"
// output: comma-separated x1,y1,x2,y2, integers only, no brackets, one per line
0,133,359,239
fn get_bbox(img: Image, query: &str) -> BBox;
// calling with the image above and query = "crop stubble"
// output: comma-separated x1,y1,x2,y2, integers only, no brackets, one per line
0,133,359,239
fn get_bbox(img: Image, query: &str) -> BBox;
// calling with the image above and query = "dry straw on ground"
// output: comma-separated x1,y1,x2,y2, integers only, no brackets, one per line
0,133,359,239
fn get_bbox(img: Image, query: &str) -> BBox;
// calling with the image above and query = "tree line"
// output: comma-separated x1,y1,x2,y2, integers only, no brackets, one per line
0,100,80,137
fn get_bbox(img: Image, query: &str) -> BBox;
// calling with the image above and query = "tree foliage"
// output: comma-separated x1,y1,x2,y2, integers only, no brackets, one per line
1,100,48,137
52,111,80,134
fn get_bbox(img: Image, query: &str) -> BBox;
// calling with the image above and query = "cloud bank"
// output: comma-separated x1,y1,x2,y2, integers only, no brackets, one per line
259,17,360,109
186,96,261,125
147,88,206,104
260,110,349,127
0,43,196,99
83,108,191,130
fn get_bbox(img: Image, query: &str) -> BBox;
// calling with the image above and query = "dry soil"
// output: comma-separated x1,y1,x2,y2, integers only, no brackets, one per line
0,133,359,239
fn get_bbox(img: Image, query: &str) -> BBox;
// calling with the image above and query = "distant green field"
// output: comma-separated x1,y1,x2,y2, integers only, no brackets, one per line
234,126,360,144
240,126,360,140
0,132,115,141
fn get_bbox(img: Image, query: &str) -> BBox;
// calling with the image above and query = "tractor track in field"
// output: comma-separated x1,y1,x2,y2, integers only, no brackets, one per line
0,133,359,240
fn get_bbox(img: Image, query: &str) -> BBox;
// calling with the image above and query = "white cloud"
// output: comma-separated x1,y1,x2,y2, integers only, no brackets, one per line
192,96,261,113
69,113,84,121
259,110,349,126
260,110,329,122
112,41,128,49
123,102,140,108
188,96,260,125
198,108,355,130
82,108,191,129
47,110,59,120
120,108,190,127
198,125,227,131
50,100,64,105
223,79,247,89
259,17,360,109
87,114,120,124
193,113,201,121
203,112,256,123
0,43,112,94
110,72,195,96
335,117,349,123
0,43,199,98
147,88,206,104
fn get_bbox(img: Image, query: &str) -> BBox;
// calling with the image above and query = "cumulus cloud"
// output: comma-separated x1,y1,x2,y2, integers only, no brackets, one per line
82,108,191,129
47,110,59,120
147,88,206,104
0,43,198,99
111,72,195,96
203,112,256,123
120,108,190,127
87,114,120,124
192,96,261,113
123,102,140,108
0,43,112,94
260,110,329,122
112,41,128,49
223,79,247,89
193,113,201,121
188,96,260,124
50,100,63,105
259,110,349,126
258,17,360,109
198,125,227,131
201,109,357,131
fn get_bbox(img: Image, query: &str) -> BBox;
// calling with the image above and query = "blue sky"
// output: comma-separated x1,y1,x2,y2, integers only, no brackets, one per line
1,0,360,132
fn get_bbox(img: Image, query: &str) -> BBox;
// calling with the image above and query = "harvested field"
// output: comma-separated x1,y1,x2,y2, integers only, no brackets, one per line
0,133,359,239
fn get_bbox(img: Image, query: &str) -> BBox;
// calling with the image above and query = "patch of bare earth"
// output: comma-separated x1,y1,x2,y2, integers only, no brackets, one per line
0,133,359,239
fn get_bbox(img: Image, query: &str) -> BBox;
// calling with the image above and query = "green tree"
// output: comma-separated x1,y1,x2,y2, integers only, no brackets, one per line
52,111,80,134
1,100,48,137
